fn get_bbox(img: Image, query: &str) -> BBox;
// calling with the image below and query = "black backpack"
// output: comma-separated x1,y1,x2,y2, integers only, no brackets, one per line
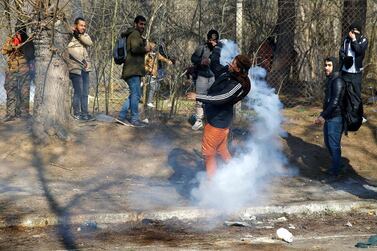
113,36,127,65
343,81,363,133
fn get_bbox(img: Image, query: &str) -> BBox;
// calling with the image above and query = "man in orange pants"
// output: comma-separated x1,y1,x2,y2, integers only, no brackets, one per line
187,41,252,177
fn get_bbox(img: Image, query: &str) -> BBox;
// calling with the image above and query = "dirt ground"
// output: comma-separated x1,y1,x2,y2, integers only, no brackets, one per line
0,212,376,250
0,104,376,250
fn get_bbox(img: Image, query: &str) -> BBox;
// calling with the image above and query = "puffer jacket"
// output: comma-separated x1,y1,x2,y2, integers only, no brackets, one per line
67,33,93,75
145,52,171,78
1,37,29,74
121,28,148,80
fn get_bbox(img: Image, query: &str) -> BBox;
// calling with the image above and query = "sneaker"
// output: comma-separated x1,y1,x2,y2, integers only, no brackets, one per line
80,114,96,121
362,117,367,123
72,113,81,120
147,103,155,108
192,119,203,130
130,120,146,128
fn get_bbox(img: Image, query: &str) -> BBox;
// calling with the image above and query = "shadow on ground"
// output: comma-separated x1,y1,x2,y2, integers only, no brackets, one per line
167,148,204,200
284,132,377,200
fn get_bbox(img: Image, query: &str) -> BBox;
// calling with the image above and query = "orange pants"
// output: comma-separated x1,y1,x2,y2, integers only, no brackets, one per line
202,123,232,177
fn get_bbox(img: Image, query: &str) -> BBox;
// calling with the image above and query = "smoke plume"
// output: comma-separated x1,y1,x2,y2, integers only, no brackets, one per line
191,40,292,213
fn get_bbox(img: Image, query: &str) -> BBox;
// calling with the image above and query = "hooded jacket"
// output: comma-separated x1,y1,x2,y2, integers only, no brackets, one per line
196,45,251,128
321,58,345,119
67,33,93,75
121,28,148,80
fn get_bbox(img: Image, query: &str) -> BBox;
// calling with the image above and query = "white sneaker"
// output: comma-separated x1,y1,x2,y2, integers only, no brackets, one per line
147,103,155,108
362,117,367,123
192,120,203,130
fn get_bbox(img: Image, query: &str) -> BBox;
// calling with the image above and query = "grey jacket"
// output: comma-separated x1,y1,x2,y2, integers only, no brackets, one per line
191,43,214,78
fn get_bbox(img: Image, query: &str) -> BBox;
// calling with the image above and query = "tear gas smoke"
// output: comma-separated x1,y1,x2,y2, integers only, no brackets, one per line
191,40,293,213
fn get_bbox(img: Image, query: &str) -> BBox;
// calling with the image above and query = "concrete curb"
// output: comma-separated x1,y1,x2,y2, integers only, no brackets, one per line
1,200,377,228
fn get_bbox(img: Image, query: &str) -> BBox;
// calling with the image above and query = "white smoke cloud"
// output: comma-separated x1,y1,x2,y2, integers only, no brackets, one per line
191,40,293,214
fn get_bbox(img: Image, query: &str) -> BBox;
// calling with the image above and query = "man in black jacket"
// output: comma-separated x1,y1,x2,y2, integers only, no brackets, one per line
187,42,252,177
315,57,345,177
339,21,368,99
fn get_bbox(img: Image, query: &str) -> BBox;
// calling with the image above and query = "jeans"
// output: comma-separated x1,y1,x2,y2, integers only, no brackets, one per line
70,71,89,115
323,116,344,175
146,75,159,104
119,76,141,122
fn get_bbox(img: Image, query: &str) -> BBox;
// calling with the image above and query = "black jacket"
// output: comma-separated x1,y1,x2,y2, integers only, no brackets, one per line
196,46,250,128
339,34,368,73
320,72,345,119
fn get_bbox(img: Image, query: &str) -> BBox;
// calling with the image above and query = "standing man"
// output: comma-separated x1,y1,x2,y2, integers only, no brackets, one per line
118,15,152,127
339,21,368,100
67,17,94,121
145,41,173,108
187,42,252,177
315,57,345,177
1,25,35,122
190,29,219,130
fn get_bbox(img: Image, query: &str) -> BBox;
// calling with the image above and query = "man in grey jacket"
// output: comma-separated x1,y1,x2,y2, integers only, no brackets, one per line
190,29,218,130
67,17,94,121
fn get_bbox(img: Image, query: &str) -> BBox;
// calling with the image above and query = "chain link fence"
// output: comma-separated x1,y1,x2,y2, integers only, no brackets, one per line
1,0,377,118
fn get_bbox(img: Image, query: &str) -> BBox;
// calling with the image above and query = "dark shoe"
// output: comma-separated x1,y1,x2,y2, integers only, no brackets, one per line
80,114,96,121
130,120,146,128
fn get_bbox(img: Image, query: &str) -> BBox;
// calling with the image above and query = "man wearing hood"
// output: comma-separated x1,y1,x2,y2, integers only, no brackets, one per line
118,15,152,127
339,21,368,99
315,57,345,177
190,29,219,130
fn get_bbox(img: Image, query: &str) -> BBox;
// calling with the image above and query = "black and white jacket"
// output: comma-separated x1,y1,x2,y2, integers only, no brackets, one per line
196,45,250,128
339,34,368,73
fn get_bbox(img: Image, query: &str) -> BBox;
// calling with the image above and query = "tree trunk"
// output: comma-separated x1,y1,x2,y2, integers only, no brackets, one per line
341,0,367,38
32,6,71,143
268,0,297,89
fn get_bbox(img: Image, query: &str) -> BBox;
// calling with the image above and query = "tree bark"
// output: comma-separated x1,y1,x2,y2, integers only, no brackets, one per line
268,0,297,89
32,3,71,143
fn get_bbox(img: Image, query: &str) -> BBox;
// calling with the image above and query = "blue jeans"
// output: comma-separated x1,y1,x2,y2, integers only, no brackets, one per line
323,116,344,175
119,76,141,122
146,76,159,104
69,71,89,115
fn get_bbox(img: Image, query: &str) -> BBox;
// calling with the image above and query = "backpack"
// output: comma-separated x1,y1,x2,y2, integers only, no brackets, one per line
113,36,127,65
343,81,363,133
